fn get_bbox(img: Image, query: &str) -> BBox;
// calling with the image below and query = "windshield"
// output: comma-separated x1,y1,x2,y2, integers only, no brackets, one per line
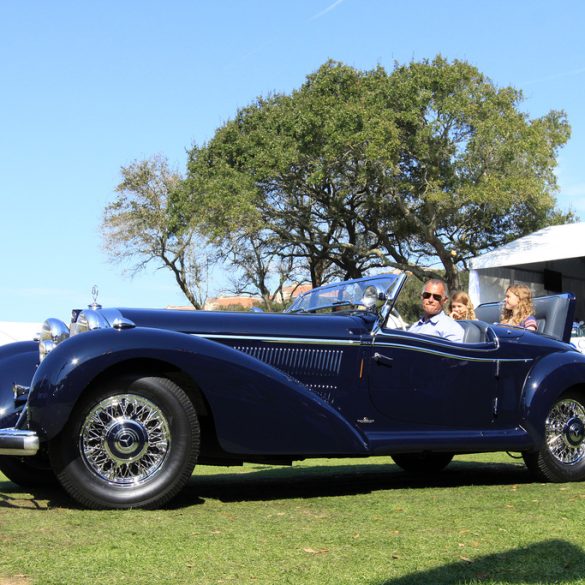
285,274,403,314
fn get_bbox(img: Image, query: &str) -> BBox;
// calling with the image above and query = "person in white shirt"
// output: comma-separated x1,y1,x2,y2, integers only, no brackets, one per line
409,279,464,343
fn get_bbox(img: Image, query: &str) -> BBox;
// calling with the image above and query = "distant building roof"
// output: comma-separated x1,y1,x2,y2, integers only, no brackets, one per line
203,296,262,311
166,284,313,312
282,283,312,299
470,223,585,270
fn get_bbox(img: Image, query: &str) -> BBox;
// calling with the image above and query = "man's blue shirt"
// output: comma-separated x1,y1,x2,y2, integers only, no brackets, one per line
409,310,464,343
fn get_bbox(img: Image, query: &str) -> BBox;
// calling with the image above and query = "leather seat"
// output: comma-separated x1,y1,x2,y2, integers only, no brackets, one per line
475,293,575,342
457,320,487,344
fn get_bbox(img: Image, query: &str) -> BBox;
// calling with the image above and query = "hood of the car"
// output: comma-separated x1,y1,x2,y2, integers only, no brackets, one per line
113,307,376,340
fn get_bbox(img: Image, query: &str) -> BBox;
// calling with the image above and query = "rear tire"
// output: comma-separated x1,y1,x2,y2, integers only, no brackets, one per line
523,391,585,482
49,376,200,509
391,452,454,473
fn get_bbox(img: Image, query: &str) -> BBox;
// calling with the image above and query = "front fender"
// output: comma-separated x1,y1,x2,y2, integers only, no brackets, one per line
0,341,39,428
27,327,368,455
522,349,585,444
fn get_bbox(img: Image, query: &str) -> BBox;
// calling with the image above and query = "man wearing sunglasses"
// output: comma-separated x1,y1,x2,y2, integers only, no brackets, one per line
408,279,464,342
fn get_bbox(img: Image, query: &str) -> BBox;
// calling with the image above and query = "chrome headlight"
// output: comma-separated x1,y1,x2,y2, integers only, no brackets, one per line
39,318,70,362
38,307,135,362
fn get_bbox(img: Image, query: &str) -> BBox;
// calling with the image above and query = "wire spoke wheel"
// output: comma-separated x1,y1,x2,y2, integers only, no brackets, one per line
523,391,585,482
50,376,199,509
545,398,585,466
81,394,171,486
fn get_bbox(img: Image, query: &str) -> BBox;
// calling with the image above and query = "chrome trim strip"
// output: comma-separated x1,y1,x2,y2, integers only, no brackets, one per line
192,333,363,346
375,328,501,352
372,341,532,363
0,428,39,456
190,333,526,364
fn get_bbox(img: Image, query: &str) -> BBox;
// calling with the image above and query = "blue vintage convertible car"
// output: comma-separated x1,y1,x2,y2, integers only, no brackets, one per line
0,273,584,509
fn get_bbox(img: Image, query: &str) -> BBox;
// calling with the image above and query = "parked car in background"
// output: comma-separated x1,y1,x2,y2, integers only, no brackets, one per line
571,322,585,353
0,274,584,509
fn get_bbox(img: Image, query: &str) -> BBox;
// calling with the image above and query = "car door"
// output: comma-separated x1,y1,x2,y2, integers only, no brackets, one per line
368,327,500,429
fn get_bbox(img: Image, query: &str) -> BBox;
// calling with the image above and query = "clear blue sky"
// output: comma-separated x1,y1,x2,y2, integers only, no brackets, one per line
1,0,584,322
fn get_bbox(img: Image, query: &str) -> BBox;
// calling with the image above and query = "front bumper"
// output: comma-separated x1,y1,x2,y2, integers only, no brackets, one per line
0,428,39,456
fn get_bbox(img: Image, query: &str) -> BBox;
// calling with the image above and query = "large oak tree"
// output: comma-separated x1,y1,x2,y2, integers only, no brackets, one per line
103,57,573,308
187,57,572,293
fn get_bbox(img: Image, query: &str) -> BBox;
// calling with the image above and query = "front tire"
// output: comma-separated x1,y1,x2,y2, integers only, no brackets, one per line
391,452,454,473
523,391,585,482
49,376,200,509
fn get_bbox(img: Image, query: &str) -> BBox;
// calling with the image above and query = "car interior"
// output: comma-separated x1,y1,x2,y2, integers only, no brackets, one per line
397,293,576,345
455,319,493,344
475,292,575,342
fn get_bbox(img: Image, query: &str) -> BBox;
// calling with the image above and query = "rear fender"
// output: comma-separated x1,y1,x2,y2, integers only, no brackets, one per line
0,341,39,428
521,349,585,444
27,328,368,455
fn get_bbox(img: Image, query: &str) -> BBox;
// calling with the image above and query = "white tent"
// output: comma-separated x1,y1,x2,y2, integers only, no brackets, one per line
469,223,585,321
0,322,40,346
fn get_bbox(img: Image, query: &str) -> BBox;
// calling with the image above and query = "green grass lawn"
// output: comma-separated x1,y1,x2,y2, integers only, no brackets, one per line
1,453,584,585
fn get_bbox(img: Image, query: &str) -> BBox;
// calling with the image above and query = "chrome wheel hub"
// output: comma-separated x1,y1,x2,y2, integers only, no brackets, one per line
105,419,149,463
545,398,585,465
565,417,585,446
80,394,170,486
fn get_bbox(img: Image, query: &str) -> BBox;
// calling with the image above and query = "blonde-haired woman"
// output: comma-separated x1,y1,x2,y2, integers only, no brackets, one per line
500,284,537,331
449,290,476,321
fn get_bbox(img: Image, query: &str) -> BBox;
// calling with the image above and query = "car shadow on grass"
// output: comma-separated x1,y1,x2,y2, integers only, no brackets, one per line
0,458,535,510
376,539,585,585
0,483,69,510
172,457,534,506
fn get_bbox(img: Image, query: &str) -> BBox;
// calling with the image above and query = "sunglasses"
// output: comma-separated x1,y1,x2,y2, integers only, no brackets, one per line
422,292,444,302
